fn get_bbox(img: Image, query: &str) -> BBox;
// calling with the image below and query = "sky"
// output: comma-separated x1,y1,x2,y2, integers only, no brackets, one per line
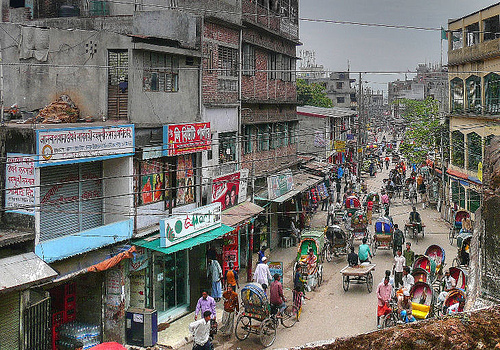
299,0,497,93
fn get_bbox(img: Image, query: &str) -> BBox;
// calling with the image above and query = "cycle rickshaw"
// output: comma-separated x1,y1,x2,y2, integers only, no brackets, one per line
293,230,325,290
449,210,471,246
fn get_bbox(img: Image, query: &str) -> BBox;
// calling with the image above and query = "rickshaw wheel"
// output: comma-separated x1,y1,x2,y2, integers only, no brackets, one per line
325,242,333,262
448,229,454,246
372,239,377,256
317,266,323,287
343,275,349,291
281,305,298,328
452,257,460,267
259,319,277,347
235,315,252,340
367,272,374,293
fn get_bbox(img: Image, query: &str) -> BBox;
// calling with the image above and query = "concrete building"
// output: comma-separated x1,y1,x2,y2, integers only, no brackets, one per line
301,72,357,110
446,3,500,219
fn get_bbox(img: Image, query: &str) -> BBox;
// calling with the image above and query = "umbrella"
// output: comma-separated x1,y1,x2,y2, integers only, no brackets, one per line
90,342,127,350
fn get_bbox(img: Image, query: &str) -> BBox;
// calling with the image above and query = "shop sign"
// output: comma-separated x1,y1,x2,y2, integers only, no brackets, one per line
163,122,211,156
478,162,483,183
267,169,294,200
317,183,329,200
142,146,163,160
268,261,283,278
314,131,325,147
160,202,222,248
36,125,134,166
5,153,35,215
212,169,249,210
334,140,346,152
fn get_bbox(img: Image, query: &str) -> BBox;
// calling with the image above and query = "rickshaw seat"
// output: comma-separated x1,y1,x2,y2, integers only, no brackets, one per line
411,303,430,319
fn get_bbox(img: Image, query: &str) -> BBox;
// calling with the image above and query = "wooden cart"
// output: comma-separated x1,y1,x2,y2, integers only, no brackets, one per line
340,264,376,293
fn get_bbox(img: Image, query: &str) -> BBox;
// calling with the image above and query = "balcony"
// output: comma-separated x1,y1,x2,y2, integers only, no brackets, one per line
448,38,500,66
242,0,299,42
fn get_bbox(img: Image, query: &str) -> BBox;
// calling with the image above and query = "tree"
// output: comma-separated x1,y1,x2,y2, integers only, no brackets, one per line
297,79,333,107
396,97,443,165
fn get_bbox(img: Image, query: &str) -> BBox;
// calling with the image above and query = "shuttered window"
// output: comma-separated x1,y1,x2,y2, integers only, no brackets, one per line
0,291,20,350
40,162,103,241
108,50,128,119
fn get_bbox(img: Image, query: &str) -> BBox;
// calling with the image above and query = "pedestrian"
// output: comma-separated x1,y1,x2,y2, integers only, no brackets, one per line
207,258,222,302
403,242,415,267
377,276,393,328
270,274,287,316
419,181,427,208
327,200,335,226
224,262,239,290
336,179,342,196
338,165,344,181
258,246,266,264
381,191,390,216
402,266,415,291
321,194,329,211
366,199,374,225
220,285,239,336
194,291,216,321
189,311,213,350
253,256,272,292
393,249,405,289
347,246,358,266
392,224,404,257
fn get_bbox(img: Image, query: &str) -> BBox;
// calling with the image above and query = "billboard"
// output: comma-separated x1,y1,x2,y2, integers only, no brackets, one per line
267,169,294,200
212,169,249,210
163,122,211,156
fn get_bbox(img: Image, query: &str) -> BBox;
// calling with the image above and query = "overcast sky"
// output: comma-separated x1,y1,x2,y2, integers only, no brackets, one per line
299,0,497,92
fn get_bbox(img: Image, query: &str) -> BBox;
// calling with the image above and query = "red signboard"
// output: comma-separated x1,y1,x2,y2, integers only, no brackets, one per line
163,123,211,156
212,170,249,211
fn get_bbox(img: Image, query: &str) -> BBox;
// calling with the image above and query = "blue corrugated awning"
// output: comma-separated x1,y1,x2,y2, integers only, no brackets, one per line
133,224,234,255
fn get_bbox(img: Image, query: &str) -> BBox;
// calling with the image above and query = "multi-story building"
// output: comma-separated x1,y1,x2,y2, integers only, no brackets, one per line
301,71,357,110
446,3,500,220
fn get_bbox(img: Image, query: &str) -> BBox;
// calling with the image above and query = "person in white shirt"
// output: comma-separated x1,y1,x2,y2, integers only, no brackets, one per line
438,269,457,306
253,256,272,291
402,266,415,291
189,310,212,350
392,249,406,289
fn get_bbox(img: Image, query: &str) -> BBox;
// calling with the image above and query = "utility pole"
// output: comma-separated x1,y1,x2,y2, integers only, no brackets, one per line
357,72,362,178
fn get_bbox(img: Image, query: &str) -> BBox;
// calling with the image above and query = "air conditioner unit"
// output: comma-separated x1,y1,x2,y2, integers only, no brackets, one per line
125,308,158,347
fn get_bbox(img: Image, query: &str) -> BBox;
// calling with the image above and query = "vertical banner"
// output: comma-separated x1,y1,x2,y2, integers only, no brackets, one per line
5,153,35,215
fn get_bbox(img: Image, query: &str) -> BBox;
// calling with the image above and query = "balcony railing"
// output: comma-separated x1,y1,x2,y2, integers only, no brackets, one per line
448,37,500,66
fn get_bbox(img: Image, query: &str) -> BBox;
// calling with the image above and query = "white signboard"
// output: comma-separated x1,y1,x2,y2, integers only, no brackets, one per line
5,154,35,215
160,202,222,248
36,125,134,166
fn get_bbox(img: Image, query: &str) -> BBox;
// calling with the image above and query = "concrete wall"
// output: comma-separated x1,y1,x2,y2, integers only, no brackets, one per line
103,157,133,225
297,114,326,159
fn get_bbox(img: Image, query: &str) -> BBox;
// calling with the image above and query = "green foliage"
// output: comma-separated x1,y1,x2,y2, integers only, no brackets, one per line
395,97,443,164
297,79,333,108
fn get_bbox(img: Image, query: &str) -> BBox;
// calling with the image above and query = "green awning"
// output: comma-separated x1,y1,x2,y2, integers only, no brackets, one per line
133,224,234,255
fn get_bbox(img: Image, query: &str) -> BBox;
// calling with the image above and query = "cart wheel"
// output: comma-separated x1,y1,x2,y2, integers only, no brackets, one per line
281,305,297,328
367,272,373,293
325,244,333,262
372,240,377,256
235,315,251,340
259,319,277,348
384,313,397,328
317,266,323,287
448,229,454,246
343,275,349,291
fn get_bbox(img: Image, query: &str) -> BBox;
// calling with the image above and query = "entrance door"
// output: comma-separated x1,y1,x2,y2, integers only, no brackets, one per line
23,294,51,350
153,250,188,317
108,50,128,119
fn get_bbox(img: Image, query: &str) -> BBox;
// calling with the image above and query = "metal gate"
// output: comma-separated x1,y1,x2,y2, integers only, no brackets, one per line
0,291,20,350
23,296,51,350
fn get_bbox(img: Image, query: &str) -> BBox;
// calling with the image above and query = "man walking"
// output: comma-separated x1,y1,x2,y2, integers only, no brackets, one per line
220,285,239,336
327,200,335,226
392,224,404,257
403,242,415,267
393,249,405,289
253,256,272,292
195,291,217,321
207,258,222,302
189,310,213,350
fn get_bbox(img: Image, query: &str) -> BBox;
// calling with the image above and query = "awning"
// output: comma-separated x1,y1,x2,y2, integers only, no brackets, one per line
0,253,57,293
302,160,333,174
222,201,265,227
133,224,234,255
447,168,469,180
255,172,323,203
87,246,137,273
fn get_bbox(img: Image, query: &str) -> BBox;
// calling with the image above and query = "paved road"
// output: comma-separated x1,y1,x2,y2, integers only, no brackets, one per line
183,165,454,350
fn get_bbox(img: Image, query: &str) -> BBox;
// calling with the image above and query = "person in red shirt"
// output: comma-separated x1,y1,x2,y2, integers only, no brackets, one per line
270,274,286,316
366,199,374,225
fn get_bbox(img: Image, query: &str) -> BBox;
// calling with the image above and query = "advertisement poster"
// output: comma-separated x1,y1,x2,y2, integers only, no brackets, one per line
212,169,249,210
268,261,283,278
163,122,211,156
267,169,294,200
5,153,35,215
140,159,164,205
176,155,195,206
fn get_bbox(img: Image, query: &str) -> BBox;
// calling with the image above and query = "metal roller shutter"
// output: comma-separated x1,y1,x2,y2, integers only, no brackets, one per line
80,162,103,231
0,291,20,350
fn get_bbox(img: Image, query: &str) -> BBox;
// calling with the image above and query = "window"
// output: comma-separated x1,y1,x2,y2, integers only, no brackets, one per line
451,130,465,167
451,181,465,209
450,77,464,113
486,134,495,147
268,53,278,80
466,23,479,46
258,124,270,151
242,44,255,76
243,125,253,154
485,73,500,114
218,46,238,91
336,82,343,90
468,189,481,213
289,121,298,144
466,75,481,112
337,97,345,104
143,52,179,92
350,93,357,103
483,15,500,41
219,132,237,163
282,56,293,82
451,30,463,50
467,132,482,171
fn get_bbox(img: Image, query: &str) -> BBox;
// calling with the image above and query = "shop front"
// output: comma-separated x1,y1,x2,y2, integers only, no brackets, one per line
133,203,234,323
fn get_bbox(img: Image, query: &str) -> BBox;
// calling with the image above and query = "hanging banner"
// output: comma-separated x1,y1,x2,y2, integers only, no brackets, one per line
36,125,134,166
159,202,222,248
212,169,249,210
163,122,211,156
5,153,35,215
334,140,346,152
478,162,483,182
267,169,294,200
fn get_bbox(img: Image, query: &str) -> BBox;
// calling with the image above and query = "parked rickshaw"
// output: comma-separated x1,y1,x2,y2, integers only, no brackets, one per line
349,209,369,244
324,225,349,261
411,267,429,284
235,283,296,347
449,266,468,291
410,281,435,320
344,195,362,216
436,288,466,316
372,216,393,255
425,245,446,276
364,191,381,213
293,231,325,290
413,255,436,282
449,210,471,245
452,231,472,268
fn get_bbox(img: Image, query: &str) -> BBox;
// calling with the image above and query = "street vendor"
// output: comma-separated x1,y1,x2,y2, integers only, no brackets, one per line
438,269,457,306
